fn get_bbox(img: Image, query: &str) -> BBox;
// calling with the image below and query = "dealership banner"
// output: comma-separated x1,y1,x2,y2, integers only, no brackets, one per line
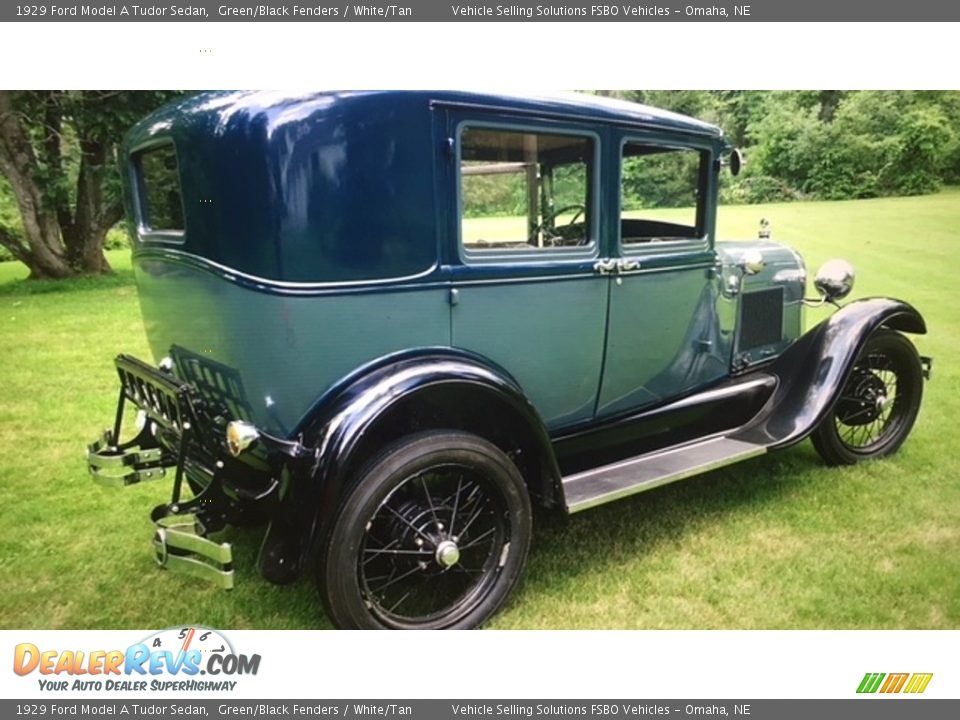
3,630,958,713
3,0,960,22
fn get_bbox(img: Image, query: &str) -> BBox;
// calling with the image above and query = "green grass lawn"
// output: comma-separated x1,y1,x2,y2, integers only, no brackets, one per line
1,190,958,629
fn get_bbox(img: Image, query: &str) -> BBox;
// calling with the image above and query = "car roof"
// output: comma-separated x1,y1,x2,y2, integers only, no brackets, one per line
133,90,724,141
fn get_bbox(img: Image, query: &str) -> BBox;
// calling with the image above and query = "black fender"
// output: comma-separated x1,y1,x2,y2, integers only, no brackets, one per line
260,348,561,580
732,297,926,450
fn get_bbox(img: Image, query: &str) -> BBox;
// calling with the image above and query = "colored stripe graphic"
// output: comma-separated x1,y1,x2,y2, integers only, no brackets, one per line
880,673,909,693
857,672,932,694
857,673,885,693
903,673,934,694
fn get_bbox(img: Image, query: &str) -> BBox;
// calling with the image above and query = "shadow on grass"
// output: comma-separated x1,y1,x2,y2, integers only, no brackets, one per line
516,445,824,601
206,522,335,629
0,268,135,296
194,446,823,629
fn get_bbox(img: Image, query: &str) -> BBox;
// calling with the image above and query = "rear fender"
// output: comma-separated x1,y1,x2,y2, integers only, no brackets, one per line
262,349,560,579
732,297,926,449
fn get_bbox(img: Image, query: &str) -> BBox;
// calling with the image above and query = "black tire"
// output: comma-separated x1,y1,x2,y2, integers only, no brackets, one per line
318,431,532,629
811,329,924,466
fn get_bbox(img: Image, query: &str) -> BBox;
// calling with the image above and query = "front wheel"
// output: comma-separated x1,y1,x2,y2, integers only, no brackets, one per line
811,329,924,466
318,431,532,629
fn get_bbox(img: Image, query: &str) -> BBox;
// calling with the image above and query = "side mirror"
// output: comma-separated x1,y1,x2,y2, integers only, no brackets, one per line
729,148,744,176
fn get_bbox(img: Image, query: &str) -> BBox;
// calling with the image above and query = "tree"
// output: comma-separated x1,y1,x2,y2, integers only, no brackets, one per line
0,91,183,279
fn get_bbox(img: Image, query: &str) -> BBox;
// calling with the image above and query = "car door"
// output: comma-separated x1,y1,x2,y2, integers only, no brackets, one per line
439,111,610,430
596,137,733,418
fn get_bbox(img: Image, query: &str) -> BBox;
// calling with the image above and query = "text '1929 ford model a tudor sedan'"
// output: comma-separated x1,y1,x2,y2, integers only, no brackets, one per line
87,91,932,629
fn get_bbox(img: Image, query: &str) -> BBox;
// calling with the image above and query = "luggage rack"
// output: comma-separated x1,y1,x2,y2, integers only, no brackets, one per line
87,354,234,589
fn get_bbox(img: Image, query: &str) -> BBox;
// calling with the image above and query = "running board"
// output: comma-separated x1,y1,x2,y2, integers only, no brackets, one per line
562,436,767,513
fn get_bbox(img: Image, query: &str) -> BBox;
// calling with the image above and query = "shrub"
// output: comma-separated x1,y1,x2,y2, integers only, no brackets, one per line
720,174,803,205
882,106,956,196
104,226,132,251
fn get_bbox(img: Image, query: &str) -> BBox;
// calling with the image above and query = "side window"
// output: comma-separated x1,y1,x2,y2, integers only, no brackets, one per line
620,143,706,246
135,144,185,233
460,127,593,254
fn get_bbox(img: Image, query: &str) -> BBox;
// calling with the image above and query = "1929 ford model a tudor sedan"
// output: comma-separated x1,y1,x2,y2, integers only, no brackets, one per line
87,91,931,629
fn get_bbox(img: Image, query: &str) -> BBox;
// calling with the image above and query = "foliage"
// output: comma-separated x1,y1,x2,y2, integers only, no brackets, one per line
621,149,701,210
590,90,960,206
0,91,184,277
2,168,131,262
465,91,960,216
463,162,589,219
719,175,803,205
742,91,958,201
0,175,20,262
105,226,132,251
462,172,526,218
887,105,956,195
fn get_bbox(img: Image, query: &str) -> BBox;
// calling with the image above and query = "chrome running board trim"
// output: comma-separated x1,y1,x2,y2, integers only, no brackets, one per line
562,436,767,513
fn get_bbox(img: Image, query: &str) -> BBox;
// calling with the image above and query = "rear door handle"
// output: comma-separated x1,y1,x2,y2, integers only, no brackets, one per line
617,259,641,273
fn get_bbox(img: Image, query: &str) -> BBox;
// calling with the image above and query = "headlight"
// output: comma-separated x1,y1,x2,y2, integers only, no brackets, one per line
814,259,856,302
226,420,259,457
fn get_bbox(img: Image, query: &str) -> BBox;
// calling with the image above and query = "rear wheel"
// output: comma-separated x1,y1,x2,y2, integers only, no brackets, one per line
318,431,532,629
811,330,924,466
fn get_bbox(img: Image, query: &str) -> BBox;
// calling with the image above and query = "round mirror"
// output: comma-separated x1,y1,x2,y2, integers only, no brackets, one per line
729,148,744,176
814,259,856,301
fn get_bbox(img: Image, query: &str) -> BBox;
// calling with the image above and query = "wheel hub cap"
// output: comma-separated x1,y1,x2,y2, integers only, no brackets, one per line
435,540,460,568
837,370,888,426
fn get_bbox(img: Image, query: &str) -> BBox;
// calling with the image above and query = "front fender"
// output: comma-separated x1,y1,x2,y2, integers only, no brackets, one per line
263,348,559,579
732,297,926,449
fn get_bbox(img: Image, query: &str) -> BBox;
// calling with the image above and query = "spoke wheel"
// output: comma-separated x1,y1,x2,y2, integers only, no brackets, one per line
811,330,924,466
318,432,532,629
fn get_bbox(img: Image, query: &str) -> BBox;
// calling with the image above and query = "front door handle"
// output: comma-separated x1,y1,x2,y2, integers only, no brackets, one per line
594,258,617,275
617,259,641,273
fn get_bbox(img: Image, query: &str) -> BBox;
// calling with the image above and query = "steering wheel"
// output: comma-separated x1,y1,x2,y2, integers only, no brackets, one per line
533,204,588,246
553,204,586,227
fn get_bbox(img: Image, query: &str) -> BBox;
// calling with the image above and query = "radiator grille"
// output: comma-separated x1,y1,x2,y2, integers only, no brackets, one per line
739,287,784,351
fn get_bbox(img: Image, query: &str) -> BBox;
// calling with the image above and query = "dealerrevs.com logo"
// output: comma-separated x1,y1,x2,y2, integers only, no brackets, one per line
13,627,260,692
857,672,933,694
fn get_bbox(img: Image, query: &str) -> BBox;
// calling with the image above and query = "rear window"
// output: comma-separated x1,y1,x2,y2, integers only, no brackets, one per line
136,144,185,233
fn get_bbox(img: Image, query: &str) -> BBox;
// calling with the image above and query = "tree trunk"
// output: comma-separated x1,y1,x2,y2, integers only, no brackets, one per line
66,138,117,274
818,91,844,122
0,91,75,279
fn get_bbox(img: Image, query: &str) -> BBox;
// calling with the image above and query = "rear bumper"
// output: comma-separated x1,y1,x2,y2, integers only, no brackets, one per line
151,510,235,590
86,354,265,590
87,427,170,487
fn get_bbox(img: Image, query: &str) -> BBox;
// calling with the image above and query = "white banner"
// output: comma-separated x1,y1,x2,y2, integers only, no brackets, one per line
3,630,957,700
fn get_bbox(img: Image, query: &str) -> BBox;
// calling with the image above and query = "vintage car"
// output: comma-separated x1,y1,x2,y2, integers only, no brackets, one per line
87,91,931,629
